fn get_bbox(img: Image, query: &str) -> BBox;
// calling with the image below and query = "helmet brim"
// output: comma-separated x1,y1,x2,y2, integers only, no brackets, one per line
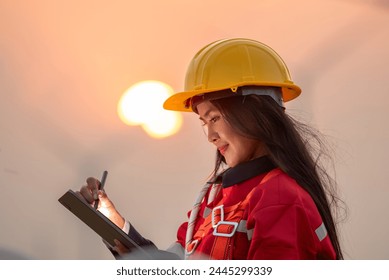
163,83,301,112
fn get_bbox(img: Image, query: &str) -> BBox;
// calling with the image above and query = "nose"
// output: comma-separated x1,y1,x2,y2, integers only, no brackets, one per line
206,125,219,143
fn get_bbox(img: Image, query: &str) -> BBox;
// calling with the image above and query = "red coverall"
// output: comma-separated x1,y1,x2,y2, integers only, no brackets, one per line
176,157,336,260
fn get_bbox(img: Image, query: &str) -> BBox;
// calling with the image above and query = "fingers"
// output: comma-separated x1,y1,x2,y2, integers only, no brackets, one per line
87,177,100,200
79,177,100,204
77,178,124,228
75,191,88,203
94,190,110,210
79,186,93,204
113,239,130,255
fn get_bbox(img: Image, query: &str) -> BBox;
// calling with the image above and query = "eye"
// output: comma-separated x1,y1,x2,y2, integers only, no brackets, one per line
210,116,220,123
199,115,221,127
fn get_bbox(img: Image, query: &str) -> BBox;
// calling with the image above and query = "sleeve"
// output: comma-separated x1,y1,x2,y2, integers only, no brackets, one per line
122,220,131,234
164,221,188,259
108,221,181,260
246,203,316,260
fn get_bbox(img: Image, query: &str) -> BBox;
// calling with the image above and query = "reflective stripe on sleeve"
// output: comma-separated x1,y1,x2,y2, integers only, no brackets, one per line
315,222,328,242
247,228,253,241
246,222,328,242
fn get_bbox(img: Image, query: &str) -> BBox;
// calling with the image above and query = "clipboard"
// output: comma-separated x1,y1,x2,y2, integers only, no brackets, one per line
58,189,151,258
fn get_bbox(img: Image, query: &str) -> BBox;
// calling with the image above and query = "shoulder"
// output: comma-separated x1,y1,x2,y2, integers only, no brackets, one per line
249,168,315,211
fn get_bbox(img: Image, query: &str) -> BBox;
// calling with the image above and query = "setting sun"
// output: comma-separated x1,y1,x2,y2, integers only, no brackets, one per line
118,81,183,138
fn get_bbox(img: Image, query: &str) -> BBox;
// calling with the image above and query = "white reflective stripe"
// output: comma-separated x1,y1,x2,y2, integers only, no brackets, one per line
315,222,328,242
246,223,328,242
203,207,211,218
236,220,247,233
247,228,253,241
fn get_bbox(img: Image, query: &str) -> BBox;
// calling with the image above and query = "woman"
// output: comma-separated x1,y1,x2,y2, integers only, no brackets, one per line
79,38,344,259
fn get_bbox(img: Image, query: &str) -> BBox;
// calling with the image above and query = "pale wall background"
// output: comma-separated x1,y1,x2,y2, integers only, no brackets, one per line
0,0,388,259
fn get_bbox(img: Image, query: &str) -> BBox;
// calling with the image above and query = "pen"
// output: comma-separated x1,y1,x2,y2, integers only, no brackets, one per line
94,170,108,210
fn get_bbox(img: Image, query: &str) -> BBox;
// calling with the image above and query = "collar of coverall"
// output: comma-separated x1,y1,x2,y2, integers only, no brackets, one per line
208,156,276,188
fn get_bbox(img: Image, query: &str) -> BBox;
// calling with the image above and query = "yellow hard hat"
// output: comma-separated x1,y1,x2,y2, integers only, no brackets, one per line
163,38,301,112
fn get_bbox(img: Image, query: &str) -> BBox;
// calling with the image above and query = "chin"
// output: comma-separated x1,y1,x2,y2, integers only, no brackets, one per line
226,160,237,168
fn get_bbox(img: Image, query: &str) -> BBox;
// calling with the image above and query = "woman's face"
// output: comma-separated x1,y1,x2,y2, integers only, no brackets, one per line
196,100,267,167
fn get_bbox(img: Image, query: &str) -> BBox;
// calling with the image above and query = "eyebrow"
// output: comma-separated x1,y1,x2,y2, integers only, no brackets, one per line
198,108,214,121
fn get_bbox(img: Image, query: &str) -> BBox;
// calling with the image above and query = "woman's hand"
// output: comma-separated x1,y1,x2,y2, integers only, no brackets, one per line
77,177,125,229
113,239,130,255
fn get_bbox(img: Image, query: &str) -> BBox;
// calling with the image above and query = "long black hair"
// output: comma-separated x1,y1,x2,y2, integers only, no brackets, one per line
209,92,345,259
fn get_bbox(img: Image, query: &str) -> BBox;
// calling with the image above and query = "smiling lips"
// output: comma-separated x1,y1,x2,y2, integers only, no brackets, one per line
218,145,228,155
